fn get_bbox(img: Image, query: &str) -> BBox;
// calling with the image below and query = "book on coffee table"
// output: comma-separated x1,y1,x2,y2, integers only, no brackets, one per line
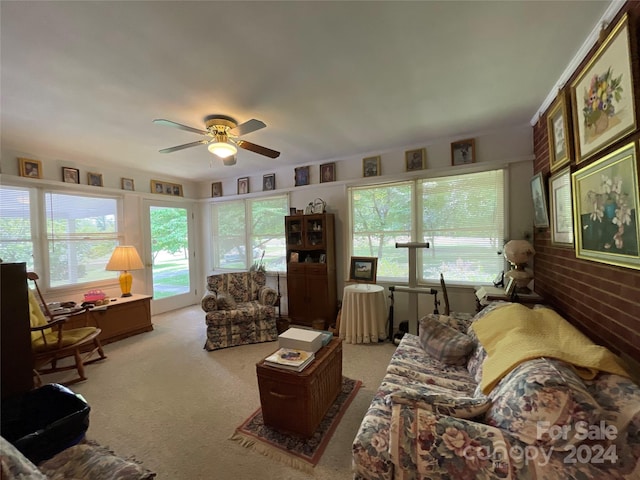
264,348,315,372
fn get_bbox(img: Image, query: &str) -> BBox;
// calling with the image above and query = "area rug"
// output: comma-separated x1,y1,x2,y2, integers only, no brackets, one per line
229,377,362,473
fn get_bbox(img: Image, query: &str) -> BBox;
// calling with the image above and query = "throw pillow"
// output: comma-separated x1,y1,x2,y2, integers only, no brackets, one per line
215,293,237,310
418,315,475,366
485,357,603,451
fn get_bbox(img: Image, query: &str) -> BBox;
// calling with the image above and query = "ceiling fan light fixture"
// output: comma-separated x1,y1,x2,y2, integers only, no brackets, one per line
207,142,237,158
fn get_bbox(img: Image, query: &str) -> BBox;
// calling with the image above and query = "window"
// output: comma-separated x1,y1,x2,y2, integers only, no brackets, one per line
0,186,36,270
212,195,288,271
349,169,505,284
45,192,121,287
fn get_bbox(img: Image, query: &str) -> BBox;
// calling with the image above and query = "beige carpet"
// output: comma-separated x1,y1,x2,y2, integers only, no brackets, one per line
42,306,397,479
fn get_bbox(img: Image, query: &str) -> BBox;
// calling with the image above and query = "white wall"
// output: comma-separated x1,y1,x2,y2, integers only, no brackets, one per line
2,123,534,324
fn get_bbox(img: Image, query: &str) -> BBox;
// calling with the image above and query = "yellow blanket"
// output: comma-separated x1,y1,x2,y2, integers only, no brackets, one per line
472,304,630,394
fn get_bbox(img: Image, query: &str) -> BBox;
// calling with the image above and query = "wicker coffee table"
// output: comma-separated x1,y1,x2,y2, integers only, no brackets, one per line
256,338,342,438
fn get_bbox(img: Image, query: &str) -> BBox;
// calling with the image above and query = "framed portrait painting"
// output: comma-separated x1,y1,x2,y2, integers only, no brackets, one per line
349,256,378,284
263,173,275,191
570,14,637,164
320,162,335,183
405,148,426,171
87,172,103,187
18,158,42,179
237,177,249,195
451,139,475,166
530,172,550,228
546,90,572,172
211,181,222,197
121,177,134,191
571,141,639,270
62,167,80,184
294,166,310,187
363,156,381,177
549,167,574,246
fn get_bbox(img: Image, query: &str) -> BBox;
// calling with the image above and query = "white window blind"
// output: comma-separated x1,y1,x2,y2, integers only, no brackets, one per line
420,169,505,283
45,192,120,287
0,186,35,270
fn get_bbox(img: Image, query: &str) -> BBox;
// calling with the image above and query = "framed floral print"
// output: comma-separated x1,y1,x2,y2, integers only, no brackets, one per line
570,14,637,164
549,167,574,246
571,141,639,270
546,90,572,172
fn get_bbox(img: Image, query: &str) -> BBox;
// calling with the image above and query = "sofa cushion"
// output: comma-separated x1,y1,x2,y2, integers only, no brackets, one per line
215,293,237,310
485,357,602,451
418,315,475,366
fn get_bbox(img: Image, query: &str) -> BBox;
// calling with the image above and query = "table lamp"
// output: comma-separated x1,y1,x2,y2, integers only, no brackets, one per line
106,245,144,297
503,239,535,292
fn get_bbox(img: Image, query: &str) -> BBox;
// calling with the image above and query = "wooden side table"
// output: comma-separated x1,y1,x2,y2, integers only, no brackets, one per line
256,338,342,438
64,294,153,345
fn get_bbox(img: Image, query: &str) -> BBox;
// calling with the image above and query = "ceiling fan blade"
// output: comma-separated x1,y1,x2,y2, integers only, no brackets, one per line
236,140,280,159
230,119,266,136
159,140,208,153
153,119,208,135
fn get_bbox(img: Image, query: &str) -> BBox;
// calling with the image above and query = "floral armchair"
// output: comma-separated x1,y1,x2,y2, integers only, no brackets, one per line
201,271,278,350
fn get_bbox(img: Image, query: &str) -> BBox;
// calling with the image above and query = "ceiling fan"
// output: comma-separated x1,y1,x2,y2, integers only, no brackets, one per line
153,114,280,166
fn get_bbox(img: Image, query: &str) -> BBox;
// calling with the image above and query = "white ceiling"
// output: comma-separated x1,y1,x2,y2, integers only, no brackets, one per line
1,1,613,182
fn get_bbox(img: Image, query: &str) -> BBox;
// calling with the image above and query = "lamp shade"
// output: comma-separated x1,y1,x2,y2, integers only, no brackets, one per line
106,246,144,297
503,240,535,266
106,246,144,272
208,142,237,158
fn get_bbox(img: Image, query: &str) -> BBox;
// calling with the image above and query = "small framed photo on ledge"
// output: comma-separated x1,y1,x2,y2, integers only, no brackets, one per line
211,181,222,197
87,172,103,187
62,167,80,184
320,162,335,183
363,156,381,177
451,138,475,165
19,158,42,179
121,177,135,191
405,148,426,171
263,173,275,191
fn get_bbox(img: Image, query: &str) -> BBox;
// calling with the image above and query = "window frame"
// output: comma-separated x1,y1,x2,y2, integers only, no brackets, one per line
348,167,506,286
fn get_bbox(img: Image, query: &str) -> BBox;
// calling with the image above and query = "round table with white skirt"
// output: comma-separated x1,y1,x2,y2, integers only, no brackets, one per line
339,284,386,344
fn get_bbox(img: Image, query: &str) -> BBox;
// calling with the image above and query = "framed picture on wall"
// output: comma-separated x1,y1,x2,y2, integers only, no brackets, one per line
405,148,426,171
87,172,103,187
237,177,249,194
18,158,42,179
211,182,222,197
571,141,639,270
263,173,275,191
570,14,637,164
121,177,135,191
320,162,335,183
62,167,80,184
530,172,550,228
451,138,475,165
546,90,572,172
363,156,381,177
294,166,310,187
549,167,574,246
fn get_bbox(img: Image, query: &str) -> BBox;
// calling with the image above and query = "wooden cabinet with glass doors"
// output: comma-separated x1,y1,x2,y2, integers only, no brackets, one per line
285,213,337,328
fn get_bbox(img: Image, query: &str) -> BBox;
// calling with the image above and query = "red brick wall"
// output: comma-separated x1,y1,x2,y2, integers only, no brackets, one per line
533,2,640,364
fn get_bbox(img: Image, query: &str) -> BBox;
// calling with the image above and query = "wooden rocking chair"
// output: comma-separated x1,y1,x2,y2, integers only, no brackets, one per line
27,272,106,385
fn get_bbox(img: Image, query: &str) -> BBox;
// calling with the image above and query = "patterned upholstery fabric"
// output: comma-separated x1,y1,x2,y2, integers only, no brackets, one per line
0,436,155,480
418,314,475,366
203,271,278,350
352,305,640,480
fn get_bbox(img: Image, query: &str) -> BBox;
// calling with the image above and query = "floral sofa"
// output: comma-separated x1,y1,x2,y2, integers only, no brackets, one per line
352,302,640,480
202,271,279,350
1,435,155,479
